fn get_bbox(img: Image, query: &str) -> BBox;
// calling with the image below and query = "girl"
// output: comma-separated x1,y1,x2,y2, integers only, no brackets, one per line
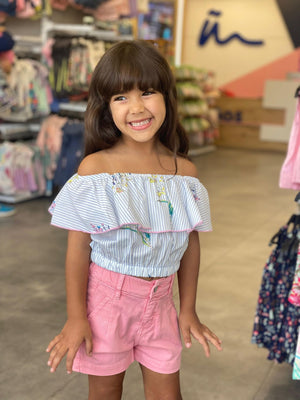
46,40,222,400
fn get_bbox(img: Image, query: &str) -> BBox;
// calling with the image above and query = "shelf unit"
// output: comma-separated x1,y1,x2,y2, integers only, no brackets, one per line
40,17,134,45
1,15,135,203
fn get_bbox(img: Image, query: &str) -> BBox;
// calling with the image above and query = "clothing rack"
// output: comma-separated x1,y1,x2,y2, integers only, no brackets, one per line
252,197,300,365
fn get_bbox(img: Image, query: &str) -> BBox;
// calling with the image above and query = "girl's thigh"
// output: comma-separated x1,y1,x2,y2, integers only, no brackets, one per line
140,364,182,400
88,371,126,400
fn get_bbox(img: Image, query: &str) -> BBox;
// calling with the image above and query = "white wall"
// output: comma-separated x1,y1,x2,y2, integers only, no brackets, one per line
182,0,294,86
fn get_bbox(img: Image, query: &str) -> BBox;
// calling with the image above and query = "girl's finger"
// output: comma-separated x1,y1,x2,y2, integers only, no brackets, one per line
199,338,210,357
66,348,77,374
48,346,61,370
207,335,223,351
191,330,210,357
46,334,62,352
180,326,192,348
50,345,67,373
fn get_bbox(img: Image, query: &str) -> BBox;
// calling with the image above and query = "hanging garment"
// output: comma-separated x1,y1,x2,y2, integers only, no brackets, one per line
47,37,105,99
36,114,68,180
293,331,300,379
50,0,130,20
0,66,17,113
0,1,16,16
291,240,300,380
53,119,84,186
0,141,48,197
0,30,15,51
252,221,300,365
279,99,300,190
2,58,52,121
74,0,109,9
289,240,300,306
90,0,130,21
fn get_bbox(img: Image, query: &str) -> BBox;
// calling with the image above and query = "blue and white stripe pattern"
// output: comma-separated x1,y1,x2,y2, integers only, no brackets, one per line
49,173,212,277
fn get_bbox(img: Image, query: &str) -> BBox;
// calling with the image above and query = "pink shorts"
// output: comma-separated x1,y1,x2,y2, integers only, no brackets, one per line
72,263,182,376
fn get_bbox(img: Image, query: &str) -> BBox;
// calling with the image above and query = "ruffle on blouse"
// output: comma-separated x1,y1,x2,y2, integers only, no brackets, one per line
49,173,212,234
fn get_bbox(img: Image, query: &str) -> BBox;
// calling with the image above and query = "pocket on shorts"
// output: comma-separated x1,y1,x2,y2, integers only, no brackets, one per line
165,298,181,339
86,279,115,320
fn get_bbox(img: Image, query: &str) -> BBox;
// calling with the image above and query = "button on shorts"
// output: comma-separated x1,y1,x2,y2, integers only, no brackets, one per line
72,262,182,376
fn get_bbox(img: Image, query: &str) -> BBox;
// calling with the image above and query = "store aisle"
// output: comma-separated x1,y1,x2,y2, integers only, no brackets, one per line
1,148,300,400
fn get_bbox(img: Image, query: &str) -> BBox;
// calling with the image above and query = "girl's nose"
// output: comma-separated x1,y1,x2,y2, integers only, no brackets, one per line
129,97,144,114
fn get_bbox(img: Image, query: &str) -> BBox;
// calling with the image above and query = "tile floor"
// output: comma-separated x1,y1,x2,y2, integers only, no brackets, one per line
1,148,300,400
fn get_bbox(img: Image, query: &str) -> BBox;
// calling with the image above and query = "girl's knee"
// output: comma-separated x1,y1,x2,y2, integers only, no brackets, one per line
140,365,182,400
88,372,125,400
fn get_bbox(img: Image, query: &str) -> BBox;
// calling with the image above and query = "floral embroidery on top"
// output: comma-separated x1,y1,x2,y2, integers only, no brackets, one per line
49,201,56,213
149,175,173,217
121,224,151,247
191,185,200,201
112,173,131,193
67,174,79,184
90,223,111,233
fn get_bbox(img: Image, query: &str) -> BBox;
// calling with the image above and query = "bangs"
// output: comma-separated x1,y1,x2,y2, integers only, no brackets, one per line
102,60,164,100
98,42,170,101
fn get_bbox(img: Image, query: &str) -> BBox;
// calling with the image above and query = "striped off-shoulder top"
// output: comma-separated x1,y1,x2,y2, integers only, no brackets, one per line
49,172,212,278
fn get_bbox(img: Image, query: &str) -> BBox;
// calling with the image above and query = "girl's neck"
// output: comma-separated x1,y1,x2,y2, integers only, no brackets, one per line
105,139,176,175
114,137,162,157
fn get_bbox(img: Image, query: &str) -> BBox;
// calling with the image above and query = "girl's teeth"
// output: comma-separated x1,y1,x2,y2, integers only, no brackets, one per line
131,119,150,127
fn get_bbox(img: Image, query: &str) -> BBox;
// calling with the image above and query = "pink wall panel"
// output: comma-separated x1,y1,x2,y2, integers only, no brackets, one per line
220,48,300,98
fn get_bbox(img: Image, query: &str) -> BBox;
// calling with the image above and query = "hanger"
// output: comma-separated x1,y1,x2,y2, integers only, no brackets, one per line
269,195,300,245
295,86,300,98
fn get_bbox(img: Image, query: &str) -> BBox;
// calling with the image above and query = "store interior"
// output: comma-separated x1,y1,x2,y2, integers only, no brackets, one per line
1,1,300,399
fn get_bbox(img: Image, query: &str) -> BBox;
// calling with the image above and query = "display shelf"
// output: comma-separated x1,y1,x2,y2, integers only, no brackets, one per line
41,17,133,43
13,35,42,55
59,102,87,113
0,123,41,140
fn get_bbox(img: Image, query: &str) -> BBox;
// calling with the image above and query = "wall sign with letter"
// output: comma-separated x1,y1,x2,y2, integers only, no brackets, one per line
198,10,264,47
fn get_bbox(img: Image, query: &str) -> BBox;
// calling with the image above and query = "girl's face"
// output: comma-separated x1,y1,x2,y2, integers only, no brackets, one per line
109,87,166,146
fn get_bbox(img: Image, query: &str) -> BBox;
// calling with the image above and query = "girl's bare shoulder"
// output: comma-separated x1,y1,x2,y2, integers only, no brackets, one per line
176,156,199,178
77,151,110,176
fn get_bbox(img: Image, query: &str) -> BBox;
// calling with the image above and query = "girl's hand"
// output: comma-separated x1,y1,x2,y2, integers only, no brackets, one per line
179,310,222,357
46,318,93,374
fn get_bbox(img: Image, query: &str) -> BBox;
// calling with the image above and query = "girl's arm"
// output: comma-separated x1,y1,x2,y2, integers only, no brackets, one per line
46,230,93,374
177,230,222,356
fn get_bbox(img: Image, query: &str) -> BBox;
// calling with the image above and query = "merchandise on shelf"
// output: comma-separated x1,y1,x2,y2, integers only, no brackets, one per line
0,58,52,122
175,65,219,150
0,140,52,202
44,36,106,99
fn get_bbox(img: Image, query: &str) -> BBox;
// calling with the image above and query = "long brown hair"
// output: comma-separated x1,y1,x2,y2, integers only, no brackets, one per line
84,40,189,158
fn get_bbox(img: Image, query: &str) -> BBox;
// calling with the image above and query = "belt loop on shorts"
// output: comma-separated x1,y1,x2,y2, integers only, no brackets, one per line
149,282,158,299
115,273,126,299
168,274,175,295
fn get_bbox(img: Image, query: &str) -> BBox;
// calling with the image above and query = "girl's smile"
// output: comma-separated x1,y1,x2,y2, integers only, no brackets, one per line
129,118,152,130
109,88,166,145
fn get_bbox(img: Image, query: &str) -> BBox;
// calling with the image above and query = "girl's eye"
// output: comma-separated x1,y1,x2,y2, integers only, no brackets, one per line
113,95,126,101
143,90,156,96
